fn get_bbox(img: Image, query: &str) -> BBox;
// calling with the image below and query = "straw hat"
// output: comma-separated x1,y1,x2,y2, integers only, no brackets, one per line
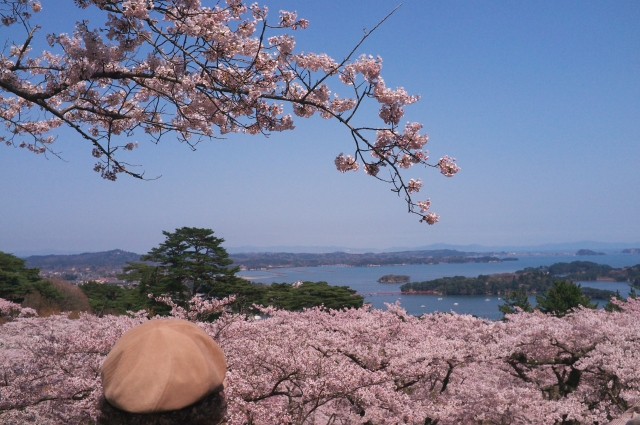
101,319,226,413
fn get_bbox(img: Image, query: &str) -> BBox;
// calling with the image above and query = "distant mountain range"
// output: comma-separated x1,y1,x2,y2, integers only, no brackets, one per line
13,242,640,272
20,249,516,272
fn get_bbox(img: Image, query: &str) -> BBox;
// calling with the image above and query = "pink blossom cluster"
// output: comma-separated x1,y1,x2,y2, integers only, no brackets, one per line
30,1,42,13
0,298,21,316
419,211,439,224
437,155,460,177
407,178,422,193
2,295,640,424
416,199,431,213
151,293,236,322
334,152,359,173
0,0,458,221
0,298,37,317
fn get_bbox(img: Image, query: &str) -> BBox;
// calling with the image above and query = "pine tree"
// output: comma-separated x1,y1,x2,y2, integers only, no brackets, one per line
535,280,596,317
0,252,60,303
140,227,238,299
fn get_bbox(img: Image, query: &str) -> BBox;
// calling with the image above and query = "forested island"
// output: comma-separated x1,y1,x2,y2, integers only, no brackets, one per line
377,274,410,283
400,261,640,296
576,249,605,256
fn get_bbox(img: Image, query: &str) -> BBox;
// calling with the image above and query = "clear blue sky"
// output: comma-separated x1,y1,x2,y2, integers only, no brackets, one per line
1,0,638,254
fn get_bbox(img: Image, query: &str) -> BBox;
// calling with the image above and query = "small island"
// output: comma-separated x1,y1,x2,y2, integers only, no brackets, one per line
576,249,605,256
378,274,410,283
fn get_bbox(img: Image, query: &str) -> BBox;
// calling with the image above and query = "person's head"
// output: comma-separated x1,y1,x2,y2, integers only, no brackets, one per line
98,319,227,424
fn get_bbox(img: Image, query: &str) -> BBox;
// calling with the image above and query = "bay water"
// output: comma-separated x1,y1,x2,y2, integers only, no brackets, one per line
237,253,640,320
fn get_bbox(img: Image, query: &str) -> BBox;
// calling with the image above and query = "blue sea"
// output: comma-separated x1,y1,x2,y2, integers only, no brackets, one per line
237,253,640,320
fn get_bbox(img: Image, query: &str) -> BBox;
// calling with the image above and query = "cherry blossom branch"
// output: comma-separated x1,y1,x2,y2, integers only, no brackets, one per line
0,0,459,221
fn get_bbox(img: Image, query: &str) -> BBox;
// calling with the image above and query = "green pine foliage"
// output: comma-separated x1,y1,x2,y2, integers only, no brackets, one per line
140,227,238,299
535,280,597,317
79,278,363,316
0,251,62,304
498,288,533,316
208,279,363,314
78,281,150,316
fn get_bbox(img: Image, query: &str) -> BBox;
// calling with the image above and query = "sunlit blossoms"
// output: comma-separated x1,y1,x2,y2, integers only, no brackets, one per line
416,199,431,213
2,295,640,424
334,152,359,173
0,298,36,317
0,0,458,222
407,178,422,193
420,211,439,225
437,155,460,177
30,1,42,12
0,298,22,316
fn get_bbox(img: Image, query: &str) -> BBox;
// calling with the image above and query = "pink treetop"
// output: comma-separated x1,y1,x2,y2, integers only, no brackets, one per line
0,297,37,317
0,0,459,221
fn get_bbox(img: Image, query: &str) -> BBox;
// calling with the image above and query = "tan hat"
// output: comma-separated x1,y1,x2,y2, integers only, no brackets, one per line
101,319,226,413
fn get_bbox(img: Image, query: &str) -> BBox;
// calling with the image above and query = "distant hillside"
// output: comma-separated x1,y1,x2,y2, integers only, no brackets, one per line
229,250,517,269
24,249,141,270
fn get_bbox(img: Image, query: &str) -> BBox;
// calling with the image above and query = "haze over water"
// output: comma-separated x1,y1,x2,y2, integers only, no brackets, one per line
238,253,640,320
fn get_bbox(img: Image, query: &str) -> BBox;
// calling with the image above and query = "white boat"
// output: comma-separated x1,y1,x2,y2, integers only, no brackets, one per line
421,305,426,308
437,298,443,300
485,299,490,301
453,302,459,306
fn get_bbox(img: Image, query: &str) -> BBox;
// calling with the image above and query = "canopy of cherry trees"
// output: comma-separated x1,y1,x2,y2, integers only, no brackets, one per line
1,296,639,424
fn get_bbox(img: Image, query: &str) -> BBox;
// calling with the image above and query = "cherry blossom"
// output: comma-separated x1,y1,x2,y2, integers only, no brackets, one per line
0,0,458,221
0,298,36,317
407,178,422,193
420,211,439,225
334,152,359,173
416,199,431,213
437,155,460,177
